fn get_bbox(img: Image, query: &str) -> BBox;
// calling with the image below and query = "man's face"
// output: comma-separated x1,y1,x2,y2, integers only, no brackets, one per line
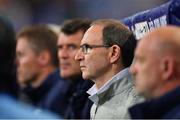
75,25,111,81
130,39,162,98
57,31,82,79
16,38,41,87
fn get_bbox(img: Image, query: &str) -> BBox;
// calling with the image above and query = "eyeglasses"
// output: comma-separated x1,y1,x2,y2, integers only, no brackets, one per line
80,43,111,54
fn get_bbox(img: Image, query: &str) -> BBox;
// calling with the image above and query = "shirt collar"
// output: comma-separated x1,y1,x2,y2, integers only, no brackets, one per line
87,68,130,103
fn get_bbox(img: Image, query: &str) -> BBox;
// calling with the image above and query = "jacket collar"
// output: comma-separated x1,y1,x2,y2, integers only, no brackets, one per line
22,69,60,105
87,68,131,104
129,87,180,119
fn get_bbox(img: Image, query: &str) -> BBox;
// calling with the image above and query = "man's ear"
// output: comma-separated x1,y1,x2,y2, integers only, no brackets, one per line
109,45,121,64
161,57,174,81
37,50,51,66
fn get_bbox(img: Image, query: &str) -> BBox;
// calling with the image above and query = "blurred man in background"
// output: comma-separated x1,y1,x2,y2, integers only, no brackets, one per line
0,16,57,119
16,25,60,107
129,26,180,119
43,18,93,119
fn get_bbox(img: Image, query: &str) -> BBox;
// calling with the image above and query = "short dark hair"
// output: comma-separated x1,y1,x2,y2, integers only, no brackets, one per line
17,25,59,67
92,19,137,68
61,18,92,35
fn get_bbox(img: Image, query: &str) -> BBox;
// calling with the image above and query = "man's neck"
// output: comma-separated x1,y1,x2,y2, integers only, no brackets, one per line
150,80,180,99
94,67,123,89
31,66,56,88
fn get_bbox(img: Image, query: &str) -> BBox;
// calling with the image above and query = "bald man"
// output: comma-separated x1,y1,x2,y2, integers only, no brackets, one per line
129,26,180,119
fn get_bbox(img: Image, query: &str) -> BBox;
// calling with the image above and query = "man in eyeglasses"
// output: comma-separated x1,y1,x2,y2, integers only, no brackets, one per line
75,19,143,119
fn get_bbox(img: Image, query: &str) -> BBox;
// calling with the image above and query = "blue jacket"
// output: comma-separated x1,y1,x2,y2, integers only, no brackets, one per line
129,87,180,119
0,94,58,119
22,69,60,106
41,78,93,119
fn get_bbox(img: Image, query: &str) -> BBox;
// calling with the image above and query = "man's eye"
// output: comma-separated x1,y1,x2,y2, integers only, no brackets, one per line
67,44,77,50
82,44,91,49
16,52,24,58
81,44,92,53
135,57,144,64
57,45,63,50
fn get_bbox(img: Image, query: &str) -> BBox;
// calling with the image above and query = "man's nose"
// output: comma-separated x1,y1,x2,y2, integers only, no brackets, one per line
58,48,69,59
130,63,137,75
75,49,84,61
15,57,19,66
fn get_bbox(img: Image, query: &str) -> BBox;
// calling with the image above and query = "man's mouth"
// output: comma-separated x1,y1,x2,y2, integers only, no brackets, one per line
60,63,71,69
80,66,86,70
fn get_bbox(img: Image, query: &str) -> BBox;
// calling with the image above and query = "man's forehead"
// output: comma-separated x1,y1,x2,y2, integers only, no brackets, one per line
142,26,180,45
16,37,30,47
81,25,103,44
88,25,104,34
136,39,151,56
58,32,82,44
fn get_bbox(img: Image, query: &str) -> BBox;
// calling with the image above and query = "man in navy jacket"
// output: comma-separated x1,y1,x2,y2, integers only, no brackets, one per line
0,16,57,119
129,26,180,119
41,19,93,119
16,25,61,107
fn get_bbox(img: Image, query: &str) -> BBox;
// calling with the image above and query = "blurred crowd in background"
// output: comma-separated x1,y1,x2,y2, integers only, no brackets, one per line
0,0,168,31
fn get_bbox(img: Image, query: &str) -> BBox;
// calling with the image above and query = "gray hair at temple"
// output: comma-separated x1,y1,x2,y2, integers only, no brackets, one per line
91,19,137,68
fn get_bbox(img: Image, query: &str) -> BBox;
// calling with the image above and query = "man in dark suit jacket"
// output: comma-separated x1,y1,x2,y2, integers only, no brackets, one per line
42,19,93,119
0,16,57,119
129,26,180,119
